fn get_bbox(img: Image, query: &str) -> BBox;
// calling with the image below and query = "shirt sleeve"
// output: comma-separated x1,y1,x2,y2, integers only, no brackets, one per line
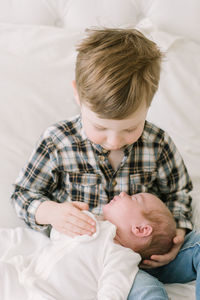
156,131,193,231
97,242,141,300
11,133,59,232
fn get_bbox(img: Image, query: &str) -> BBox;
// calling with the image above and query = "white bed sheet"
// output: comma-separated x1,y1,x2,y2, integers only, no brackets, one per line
0,220,141,300
0,0,199,299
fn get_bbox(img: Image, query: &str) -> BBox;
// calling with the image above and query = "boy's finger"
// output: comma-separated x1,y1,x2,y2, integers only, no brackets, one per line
173,235,184,244
150,254,171,262
70,206,96,227
72,201,89,211
63,222,94,236
140,260,162,268
66,215,96,233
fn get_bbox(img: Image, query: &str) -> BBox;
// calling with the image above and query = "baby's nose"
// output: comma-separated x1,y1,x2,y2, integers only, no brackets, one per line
119,191,128,197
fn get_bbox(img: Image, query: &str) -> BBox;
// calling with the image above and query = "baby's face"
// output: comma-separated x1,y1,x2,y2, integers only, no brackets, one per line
103,192,168,249
103,192,167,230
103,192,144,227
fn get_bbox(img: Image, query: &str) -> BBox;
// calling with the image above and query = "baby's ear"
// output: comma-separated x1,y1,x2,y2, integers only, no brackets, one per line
131,224,153,237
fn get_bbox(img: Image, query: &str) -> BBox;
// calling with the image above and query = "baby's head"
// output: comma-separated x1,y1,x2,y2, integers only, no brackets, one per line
75,28,163,120
103,192,176,259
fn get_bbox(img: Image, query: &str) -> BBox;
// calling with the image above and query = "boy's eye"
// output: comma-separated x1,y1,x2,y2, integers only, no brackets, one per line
125,127,136,133
95,125,106,131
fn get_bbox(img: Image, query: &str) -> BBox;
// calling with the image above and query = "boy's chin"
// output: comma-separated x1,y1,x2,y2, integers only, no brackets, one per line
102,145,126,151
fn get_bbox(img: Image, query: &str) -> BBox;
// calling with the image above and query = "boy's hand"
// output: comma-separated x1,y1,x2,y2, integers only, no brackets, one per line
36,201,96,237
140,228,186,269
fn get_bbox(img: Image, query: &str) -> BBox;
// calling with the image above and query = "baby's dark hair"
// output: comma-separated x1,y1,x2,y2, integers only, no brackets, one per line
138,209,176,260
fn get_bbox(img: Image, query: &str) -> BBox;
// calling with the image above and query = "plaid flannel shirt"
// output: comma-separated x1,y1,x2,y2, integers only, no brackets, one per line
11,115,193,233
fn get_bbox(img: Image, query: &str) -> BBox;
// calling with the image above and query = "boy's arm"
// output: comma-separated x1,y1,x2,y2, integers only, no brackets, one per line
141,131,192,268
156,132,193,231
11,134,95,235
97,242,141,300
11,134,58,232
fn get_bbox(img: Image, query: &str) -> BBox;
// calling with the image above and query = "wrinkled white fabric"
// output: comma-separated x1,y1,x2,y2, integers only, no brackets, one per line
0,213,141,300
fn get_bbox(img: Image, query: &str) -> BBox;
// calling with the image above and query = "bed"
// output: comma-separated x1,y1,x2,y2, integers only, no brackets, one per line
0,0,199,299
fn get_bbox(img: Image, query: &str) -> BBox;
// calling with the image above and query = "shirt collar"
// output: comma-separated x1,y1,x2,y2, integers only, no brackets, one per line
90,142,110,156
77,115,88,141
139,121,149,142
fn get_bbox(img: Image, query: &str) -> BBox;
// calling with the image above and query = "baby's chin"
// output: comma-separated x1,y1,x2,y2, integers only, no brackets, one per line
102,206,106,217
93,214,105,221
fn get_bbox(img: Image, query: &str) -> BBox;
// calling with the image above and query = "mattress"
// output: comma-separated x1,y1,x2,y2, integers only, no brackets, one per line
0,0,199,299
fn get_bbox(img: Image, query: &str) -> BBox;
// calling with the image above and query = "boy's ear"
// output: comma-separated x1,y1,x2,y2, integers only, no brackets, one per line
72,80,80,106
131,224,153,237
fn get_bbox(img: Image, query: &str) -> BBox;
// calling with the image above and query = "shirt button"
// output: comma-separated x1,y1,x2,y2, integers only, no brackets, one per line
112,179,117,187
100,156,105,161
102,149,108,154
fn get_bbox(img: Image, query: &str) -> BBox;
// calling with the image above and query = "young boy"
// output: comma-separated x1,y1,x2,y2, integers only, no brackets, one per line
2,192,176,300
11,28,200,299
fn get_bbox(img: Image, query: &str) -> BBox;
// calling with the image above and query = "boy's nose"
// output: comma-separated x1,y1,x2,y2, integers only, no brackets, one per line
107,134,123,149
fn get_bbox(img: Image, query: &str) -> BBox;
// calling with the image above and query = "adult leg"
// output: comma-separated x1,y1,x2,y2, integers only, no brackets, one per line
147,231,200,299
128,269,169,300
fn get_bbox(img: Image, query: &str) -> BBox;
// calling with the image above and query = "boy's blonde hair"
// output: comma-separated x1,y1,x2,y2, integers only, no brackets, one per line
75,28,163,119
138,209,176,260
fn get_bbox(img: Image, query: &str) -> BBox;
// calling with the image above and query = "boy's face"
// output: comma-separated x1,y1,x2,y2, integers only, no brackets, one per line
80,103,148,151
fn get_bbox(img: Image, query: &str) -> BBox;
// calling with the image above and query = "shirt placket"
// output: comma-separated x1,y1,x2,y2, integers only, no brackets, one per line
98,149,131,201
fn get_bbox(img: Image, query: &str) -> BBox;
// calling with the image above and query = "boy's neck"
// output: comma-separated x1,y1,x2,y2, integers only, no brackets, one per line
108,149,124,170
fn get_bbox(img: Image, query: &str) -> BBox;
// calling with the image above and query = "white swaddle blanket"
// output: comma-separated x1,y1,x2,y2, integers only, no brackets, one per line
0,212,141,300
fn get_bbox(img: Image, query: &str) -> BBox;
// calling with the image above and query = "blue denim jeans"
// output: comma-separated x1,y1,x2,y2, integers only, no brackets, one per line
128,230,200,300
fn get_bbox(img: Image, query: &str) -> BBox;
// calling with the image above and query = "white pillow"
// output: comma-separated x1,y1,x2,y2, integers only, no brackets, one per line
0,0,59,26
0,24,81,227
0,0,140,29
135,0,200,43
63,0,140,30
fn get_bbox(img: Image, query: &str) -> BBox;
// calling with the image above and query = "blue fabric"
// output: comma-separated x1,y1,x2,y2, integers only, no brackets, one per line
128,270,169,300
128,230,200,300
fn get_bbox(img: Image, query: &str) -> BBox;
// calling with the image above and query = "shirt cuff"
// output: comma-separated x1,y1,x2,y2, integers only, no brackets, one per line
175,218,193,232
27,199,49,232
